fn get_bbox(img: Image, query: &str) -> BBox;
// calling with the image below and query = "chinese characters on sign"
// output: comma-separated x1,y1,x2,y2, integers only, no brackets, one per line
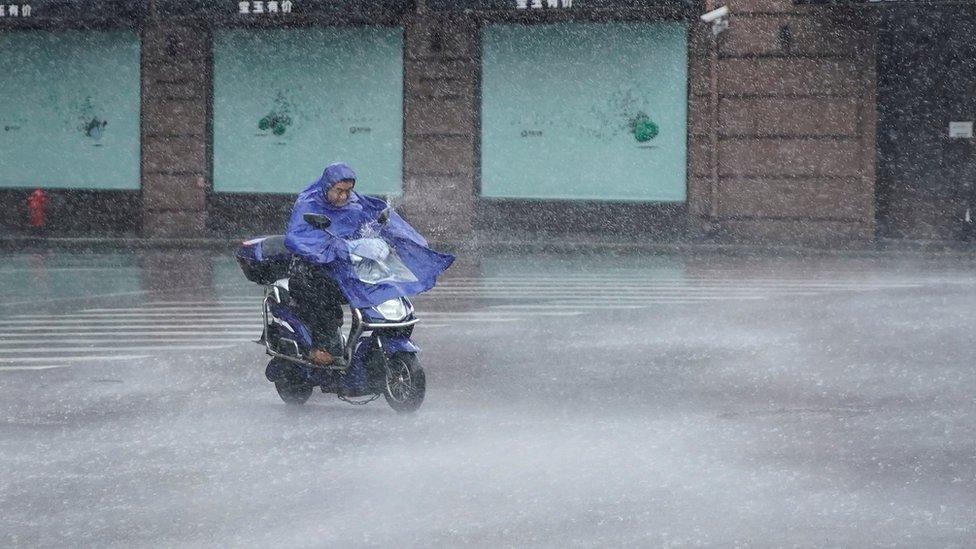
515,0,571,8
238,0,293,14
0,4,32,17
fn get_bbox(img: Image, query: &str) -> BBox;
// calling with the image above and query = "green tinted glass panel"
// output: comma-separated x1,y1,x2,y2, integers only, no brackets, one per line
0,30,141,190
213,28,404,195
481,22,688,202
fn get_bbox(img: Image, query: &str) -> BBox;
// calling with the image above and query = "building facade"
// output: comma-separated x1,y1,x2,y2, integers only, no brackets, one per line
0,0,968,243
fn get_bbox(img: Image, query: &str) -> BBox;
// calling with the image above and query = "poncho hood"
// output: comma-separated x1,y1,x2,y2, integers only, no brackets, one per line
318,162,357,193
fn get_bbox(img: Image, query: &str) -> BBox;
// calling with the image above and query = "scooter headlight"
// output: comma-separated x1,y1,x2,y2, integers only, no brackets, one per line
375,298,408,321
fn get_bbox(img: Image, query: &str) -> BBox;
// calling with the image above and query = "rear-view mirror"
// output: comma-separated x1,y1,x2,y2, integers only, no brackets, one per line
303,213,332,230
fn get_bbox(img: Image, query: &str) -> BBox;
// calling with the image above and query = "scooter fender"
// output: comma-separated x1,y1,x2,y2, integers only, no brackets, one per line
265,359,290,382
378,334,420,357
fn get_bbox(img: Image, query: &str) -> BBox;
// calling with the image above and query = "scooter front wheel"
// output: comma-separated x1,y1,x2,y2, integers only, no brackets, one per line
383,352,425,413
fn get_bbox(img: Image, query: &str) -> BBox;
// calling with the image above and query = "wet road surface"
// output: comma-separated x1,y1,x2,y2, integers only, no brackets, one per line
1,248,974,547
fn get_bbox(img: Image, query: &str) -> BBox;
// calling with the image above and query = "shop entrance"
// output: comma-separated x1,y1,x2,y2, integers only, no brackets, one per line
877,7,976,240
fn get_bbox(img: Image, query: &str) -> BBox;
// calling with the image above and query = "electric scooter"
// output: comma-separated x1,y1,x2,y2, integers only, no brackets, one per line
236,211,426,412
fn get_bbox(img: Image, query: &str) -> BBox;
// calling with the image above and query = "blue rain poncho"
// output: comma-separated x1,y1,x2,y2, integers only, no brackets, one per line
284,162,455,308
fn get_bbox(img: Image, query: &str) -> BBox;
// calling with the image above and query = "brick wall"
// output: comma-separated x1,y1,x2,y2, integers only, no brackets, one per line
689,1,878,243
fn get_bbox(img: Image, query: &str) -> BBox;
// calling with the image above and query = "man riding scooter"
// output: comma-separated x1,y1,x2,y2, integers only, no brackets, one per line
284,161,452,367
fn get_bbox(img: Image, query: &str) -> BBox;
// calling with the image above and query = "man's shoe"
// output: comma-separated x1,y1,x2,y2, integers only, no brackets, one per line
309,349,348,369
309,348,336,366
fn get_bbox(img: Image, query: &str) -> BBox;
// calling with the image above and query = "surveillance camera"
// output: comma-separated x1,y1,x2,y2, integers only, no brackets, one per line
700,5,729,23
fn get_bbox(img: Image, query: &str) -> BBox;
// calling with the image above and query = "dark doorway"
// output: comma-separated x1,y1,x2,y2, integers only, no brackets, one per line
877,7,976,240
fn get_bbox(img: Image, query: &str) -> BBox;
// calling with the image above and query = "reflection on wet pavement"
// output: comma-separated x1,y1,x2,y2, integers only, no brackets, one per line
1,247,975,546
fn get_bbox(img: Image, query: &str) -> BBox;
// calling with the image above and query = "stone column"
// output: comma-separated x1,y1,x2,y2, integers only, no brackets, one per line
401,13,479,242
141,24,211,238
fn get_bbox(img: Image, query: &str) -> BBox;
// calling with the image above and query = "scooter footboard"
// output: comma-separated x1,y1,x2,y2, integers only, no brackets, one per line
266,358,340,388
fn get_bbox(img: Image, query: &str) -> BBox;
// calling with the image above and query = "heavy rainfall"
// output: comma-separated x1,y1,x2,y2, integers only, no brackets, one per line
1,0,975,547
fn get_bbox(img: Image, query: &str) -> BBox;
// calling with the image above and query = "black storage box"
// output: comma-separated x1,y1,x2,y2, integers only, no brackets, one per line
236,235,292,285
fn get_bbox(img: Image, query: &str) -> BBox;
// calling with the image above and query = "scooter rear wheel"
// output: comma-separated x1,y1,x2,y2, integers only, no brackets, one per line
383,352,425,413
275,379,313,405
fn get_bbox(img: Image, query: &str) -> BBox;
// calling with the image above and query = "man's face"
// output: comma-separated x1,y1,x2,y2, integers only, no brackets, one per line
326,180,355,207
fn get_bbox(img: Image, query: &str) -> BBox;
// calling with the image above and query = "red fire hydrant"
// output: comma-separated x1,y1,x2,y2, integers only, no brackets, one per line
27,188,47,230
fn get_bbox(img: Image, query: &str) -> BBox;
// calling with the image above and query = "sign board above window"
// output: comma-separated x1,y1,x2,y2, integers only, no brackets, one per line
155,0,411,19
795,0,963,4
429,0,692,11
0,0,145,22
